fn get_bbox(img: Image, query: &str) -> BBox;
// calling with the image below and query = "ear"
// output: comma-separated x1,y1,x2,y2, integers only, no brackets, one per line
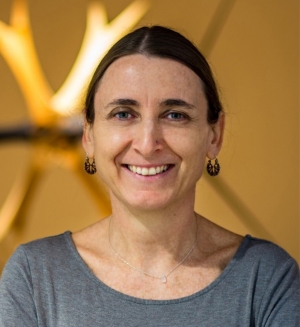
207,112,225,159
82,121,95,157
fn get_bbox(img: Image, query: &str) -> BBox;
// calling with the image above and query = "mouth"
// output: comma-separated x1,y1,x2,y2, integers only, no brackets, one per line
125,164,173,176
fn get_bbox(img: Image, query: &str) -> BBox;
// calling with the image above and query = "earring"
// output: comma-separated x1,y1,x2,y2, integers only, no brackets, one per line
84,156,97,174
206,158,220,176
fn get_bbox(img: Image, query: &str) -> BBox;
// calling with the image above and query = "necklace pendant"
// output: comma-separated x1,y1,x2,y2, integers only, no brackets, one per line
160,275,167,283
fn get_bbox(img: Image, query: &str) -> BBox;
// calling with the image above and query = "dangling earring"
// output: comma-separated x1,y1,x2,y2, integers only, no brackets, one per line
85,156,97,174
206,157,220,176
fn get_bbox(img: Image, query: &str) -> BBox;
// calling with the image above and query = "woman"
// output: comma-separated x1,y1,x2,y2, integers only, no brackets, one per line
0,26,299,326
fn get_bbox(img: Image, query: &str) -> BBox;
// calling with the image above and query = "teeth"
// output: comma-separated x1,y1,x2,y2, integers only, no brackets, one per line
128,165,170,176
149,167,156,175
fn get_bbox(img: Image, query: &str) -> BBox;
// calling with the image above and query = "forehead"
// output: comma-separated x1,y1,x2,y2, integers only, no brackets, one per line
95,54,205,103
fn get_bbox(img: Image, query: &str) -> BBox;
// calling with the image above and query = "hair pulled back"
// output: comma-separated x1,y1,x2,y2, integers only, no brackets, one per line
84,25,223,125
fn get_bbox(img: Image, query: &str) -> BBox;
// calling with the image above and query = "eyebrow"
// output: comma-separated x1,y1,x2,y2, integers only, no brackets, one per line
105,98,138,109
104,98,195,109
160,99,195,109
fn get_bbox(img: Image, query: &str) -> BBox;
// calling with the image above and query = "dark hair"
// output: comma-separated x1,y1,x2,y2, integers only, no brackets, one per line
84,25,223,125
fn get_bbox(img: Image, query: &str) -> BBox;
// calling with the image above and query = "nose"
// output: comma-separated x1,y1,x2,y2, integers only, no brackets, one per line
133,118,163,158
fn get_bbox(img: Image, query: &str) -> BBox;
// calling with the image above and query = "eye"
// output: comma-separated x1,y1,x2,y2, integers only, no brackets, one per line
169,112,183,120
115,111,132,119
163,111,188,121
112,110,136,121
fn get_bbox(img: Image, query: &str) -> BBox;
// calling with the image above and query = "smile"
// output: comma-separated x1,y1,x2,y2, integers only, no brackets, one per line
127,165,171,176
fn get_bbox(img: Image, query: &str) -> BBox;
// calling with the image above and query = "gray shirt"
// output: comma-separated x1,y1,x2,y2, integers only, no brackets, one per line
0,232,299,326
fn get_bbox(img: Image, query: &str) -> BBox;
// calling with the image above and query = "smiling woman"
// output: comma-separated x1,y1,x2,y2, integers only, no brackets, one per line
83,54,220,212
0,26,299,327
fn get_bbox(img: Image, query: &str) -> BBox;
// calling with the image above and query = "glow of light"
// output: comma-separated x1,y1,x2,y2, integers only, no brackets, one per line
0,0,54,125
50,0,150,115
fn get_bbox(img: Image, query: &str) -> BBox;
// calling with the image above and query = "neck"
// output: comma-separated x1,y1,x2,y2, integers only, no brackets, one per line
108,192,199,275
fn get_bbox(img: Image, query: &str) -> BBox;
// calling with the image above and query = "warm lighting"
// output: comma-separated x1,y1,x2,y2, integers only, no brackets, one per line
51,0,149,115
0,0,149,242
0,0,272,248
0,0,54,125
0,0,149,123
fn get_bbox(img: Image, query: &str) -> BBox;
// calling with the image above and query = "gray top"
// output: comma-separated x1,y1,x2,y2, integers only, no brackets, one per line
0,232,299,327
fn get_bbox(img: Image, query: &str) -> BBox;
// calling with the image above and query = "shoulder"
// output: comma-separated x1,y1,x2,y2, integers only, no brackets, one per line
234,235,300,293
0,232,91,326
0,232,70,293
241,235,298,267
1,232,73,276
23,231,70,248
199,216,298,272
21,231,71,258
238,236,300,323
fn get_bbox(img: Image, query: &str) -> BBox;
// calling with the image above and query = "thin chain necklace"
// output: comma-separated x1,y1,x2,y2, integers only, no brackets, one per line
108,216,198,283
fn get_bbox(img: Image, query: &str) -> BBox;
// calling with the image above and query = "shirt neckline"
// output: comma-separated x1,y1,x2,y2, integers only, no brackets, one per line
64,230,251,305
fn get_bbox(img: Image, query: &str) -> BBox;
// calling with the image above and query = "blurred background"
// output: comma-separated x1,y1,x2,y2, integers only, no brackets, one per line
0,0,299,272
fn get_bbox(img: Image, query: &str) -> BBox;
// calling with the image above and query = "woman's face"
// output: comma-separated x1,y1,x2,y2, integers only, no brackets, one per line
83,54,224,211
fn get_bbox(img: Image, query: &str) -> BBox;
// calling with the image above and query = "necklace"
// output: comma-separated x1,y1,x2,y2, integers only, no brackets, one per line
108,216,198,283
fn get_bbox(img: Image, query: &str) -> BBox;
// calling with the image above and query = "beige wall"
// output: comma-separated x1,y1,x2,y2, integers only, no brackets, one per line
0,0,299,270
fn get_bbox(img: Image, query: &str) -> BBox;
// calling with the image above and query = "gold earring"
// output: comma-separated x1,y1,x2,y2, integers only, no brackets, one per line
206,157,220,176
84,156,97,174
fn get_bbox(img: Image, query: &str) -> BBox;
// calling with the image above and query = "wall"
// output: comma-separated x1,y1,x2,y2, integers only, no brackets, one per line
0,0,298,271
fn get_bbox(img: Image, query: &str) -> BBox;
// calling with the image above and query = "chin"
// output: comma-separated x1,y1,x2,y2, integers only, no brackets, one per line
121,191,175,212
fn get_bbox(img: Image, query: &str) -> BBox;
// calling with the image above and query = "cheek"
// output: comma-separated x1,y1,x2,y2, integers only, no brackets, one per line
166,128,208,182
165,127,208,158
93,126,131,159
